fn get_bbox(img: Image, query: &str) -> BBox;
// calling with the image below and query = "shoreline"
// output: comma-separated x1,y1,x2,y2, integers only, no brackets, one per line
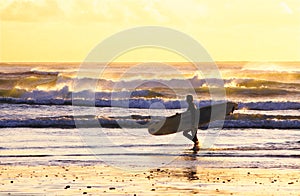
1,165,299,195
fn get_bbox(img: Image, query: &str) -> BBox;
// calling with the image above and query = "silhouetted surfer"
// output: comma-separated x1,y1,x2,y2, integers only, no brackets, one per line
183,95,199,150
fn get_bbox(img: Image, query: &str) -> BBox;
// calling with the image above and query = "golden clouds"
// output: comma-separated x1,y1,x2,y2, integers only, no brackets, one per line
0,0,63,22
0,0,300,62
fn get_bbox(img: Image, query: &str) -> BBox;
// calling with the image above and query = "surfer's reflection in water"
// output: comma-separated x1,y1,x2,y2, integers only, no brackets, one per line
183,95,199,151
183,150,199,181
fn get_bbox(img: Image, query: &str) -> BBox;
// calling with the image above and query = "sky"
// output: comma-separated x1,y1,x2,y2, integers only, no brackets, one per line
0,0,300,62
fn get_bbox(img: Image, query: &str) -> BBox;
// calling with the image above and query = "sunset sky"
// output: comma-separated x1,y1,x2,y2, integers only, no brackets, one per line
0,0,300,62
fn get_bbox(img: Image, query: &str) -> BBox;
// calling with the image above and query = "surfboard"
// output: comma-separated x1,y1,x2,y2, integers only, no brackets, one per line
148,102,237,135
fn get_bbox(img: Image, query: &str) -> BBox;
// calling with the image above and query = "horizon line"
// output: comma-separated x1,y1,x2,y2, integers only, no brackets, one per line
1,61,300,64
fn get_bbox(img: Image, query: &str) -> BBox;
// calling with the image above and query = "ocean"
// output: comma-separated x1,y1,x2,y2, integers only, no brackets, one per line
0,62,299,171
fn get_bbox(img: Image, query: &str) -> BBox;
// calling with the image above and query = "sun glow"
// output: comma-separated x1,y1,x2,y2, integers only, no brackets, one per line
1,0,300,62
243,62,300,72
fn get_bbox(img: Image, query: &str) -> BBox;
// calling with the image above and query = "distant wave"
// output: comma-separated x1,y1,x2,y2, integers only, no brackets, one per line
0,69,299,93
2,85,298,101
0,115,147,129
0,96,183,109
222,120,300,129
238,101,300,110
202,113,300,129
0,113,299,129
0,70,59,76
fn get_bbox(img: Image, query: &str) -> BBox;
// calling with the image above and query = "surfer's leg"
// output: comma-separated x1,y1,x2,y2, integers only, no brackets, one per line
191,129,199,151
183,129,199,145
183,129,194,141
192,129,199,145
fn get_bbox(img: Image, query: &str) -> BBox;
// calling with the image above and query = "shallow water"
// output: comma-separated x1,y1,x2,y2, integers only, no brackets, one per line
1,127,299,171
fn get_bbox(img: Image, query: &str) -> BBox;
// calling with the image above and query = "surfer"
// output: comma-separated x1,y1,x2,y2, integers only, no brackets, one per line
183,95,199,149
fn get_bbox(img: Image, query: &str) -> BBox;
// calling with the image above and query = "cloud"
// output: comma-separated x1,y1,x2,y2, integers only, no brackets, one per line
0,0,64,22
0,0,206,25
1,0,299,28
280,2,293,14
56,0,169,24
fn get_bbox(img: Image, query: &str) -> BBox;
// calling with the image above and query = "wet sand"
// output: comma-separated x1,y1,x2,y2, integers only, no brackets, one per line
0,165,299,195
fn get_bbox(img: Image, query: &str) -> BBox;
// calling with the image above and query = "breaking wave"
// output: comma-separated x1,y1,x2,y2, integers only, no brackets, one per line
0,69,299,95
0,93,299,110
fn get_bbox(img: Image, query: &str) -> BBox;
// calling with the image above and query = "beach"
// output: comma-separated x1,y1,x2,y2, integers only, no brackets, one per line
1,165,299,195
